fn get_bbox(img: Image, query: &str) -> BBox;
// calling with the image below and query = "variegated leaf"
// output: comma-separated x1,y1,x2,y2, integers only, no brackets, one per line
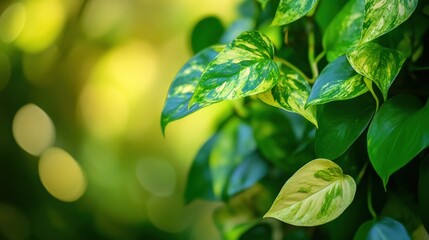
346,42,407,100
361,0,418,44
323,0,365,61
271,0,319,26
161,46,223,134
258,63,318,127
307,55,368,106
264,159,356,226
190,31,279,107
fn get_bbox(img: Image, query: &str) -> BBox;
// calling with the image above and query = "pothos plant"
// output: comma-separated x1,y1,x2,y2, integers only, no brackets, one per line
161,0,429,239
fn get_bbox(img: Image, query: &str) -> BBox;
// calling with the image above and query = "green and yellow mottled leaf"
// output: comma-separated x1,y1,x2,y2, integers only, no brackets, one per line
367,95,429,187
161,46,223,134
361,0,418,44
323,0,365,61
307,55,368,106
258,63,318,127
264,159,356,226
271,0,319,26
190,31,279,107
346,42,407,100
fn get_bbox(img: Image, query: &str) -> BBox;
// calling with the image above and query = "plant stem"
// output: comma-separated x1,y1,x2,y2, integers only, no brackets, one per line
367,179,377,219
308,28,318,82
274,57,311,83
356,161,369,186
364,77,379,111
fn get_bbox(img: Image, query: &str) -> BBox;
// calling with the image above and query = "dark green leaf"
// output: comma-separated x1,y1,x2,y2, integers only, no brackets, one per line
307,55,368,106
315,94,375,159
323,0,365,61
258,62,318,127
354,217,411,240
419,155,429,231
360,0,419,44
367,95,429,187
160,46,223,134
347,42,407,100
220,18,255,44
191,16,225,54
190,31,279,107
271,0,319,26
239,223,272,240
314,0,348,33
184,134,219,203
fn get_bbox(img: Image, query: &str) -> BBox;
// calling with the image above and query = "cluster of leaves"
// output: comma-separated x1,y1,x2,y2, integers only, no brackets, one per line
161,0,429,239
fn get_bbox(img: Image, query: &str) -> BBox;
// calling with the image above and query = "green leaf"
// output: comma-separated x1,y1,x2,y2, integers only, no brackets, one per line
191,16,225,54
360,0,419,44
190,31,279,107
184,134,219,203
323,0,365,61
160,46,223,134
264,159,356,226
257,0,270,10
307,55,368,106
354,217,411,240
271,0,319,26
419,155,429,231
346,42,407,100
258,62,318,127
367,95,429,187
315,94,375,159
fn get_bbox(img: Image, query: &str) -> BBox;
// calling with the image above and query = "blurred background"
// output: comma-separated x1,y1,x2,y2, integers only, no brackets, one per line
0,0,241,239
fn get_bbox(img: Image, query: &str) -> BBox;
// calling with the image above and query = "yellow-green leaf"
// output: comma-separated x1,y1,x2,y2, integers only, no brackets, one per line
190,31,279,107
258,62,318,127
361,0,418,44
264,159,356,226
272,0,319,26
346,42,407,100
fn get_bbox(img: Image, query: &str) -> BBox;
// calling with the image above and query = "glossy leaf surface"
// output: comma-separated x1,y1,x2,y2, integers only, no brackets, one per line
271,0,318,26
367,95,429,187
264,159,356,226
190,31,279,107
307,55,368,106
354,217,411,240
347,42,407,100
161,46,223,134
315,94,375,159
258,63,318,127
361,0,418,44
323,0,364,61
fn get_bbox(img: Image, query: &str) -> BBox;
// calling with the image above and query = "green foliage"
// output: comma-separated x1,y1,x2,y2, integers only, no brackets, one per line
161,0,429,238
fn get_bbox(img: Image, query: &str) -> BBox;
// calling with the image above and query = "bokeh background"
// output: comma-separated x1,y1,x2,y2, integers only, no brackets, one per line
0,0,241,239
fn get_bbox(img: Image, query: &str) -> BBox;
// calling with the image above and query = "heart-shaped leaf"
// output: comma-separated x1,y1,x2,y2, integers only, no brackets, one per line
161,46,223,134
258,62,318,127
354,217,411,240
315,94,375,159
367,95,429,187
347,42,407,100
191,16,224,54
264,158,356,226
307,55,368,106
323,0,365,61
271,0,319,26
360,0,418,44
190,31,279,107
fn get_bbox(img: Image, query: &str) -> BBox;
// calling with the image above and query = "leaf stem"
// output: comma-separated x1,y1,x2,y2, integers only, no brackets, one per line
364,77,379,111
367,179,377,219
274,57,311,83
356,161,369,186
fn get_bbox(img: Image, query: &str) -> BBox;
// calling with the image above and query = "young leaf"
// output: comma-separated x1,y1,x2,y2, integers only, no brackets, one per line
190,31,279,107
264,159,356,226
354,217,411,240
367,95,429,187
271,0,319,26
315,94,375,159
347,42,407,100
307,55,368,106
160,46,223,134
258,63,318,127
323,0,365,61
360,0,418,44
184,134,219,203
